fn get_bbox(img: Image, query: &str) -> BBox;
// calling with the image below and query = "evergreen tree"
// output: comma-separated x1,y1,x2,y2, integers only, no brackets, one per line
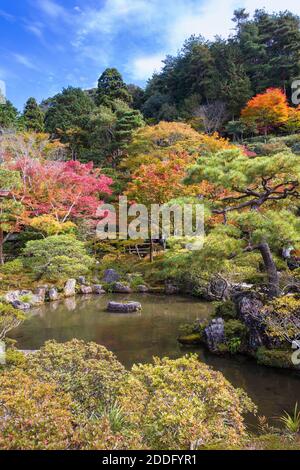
44,87,95,159
23,97,45,132
96,68,131,106
0,100,19,129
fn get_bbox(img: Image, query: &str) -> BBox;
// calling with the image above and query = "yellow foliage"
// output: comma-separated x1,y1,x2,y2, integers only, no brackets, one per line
29,215,76,236
122,121,233,173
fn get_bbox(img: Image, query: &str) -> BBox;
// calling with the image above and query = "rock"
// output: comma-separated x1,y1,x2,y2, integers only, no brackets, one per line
235,294,269,351
48,287,59,301
204,318,225,352
107,301,142,313
103,269,120,284
137,285,149,293
11,300,31,311
92,285,106,295
208,276,230,301
80,285,93,295
29,295,44,306
34,286,47,302
5,291,20,303
165,283,179,295
112,282,132,294
78,276,86,285
64,279,76,297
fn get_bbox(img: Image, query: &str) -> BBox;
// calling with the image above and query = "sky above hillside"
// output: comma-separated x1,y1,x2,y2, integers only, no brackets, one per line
1,0,300,109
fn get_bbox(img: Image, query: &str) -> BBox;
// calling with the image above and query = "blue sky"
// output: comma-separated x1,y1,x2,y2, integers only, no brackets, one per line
0,0,299,110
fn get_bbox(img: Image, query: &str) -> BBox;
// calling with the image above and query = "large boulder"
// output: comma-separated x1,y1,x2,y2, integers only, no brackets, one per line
112,282,132,294
204,318,225,353
103,269,120,284
107,301,142,313
64,279,76,297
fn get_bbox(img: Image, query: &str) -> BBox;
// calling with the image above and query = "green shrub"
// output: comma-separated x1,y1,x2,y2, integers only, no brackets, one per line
118,355,256,450
256,347,293,369
247,141,289,156
224,320,248,340
22,235,94,282
215,300,237,320
0,302,25,341
0,259,24,275
25,339,127,414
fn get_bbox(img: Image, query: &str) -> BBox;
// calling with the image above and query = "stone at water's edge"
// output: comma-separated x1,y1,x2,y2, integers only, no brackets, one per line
103,269,120,284
29,294,45,306
137,285,149,293
80,285,93,295
92,285,106,295
11,300,31,311
48,287,59,301
112,282,132,294
204,318,225,352
107,301,142,313
165,283,179,295
34,286,47,302
64,279,76,297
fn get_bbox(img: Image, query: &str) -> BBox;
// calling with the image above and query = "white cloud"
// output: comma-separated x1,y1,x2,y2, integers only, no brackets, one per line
25,22,44,39
0,9,14,22
12,54,38,70
130,54,165,80
36,0,67,18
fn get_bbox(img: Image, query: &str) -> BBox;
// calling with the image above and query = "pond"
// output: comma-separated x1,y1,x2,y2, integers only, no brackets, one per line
10,293,300,425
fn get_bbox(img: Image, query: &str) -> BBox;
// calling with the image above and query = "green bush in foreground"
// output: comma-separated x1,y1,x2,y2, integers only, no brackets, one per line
0,341,257,450
118,355,256,449
25,339,127,415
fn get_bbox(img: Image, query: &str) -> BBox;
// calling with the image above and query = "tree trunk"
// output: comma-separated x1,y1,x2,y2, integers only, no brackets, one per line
258,241,280,298
149,238,154,263
0,228,4,265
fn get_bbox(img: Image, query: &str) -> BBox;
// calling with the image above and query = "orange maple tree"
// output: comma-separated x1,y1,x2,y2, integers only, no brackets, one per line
241,88,289,135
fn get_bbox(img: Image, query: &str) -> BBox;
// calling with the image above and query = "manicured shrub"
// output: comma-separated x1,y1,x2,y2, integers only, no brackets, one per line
22,235,94,281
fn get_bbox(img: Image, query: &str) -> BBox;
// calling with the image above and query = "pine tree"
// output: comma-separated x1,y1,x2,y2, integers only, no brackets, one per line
96,68,131,106
23,97,45,132
0,100,19,129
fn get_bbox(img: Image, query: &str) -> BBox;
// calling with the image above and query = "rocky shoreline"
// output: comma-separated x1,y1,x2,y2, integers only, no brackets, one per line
179,291,300,371
3,268,300,372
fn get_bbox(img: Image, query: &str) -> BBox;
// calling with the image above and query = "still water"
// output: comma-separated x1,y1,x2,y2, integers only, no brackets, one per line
11,294,300,423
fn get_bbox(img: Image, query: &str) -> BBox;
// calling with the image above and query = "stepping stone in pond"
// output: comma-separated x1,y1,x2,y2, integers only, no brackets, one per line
107,301,142,313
